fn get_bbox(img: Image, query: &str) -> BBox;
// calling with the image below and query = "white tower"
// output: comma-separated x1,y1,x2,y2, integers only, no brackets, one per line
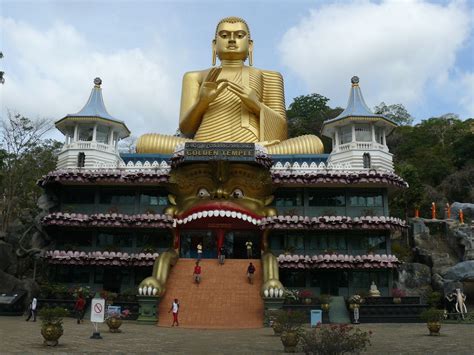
321,76,397,171
55,78,130,169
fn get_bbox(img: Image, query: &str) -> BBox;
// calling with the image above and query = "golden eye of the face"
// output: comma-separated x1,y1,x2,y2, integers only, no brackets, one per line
197,188,210,198
231,188,244,199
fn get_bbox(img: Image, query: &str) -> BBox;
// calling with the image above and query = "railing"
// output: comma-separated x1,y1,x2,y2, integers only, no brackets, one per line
336,142,388,153
61,141,116,153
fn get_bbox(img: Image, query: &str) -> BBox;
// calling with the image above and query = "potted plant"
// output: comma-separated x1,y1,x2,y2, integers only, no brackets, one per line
320,294,332,312
420,308,444,336
106,308,130,333
39,307,69,346
392,288,406,304
299,290,313,305
283,289,299,305
274,310,305,353
348,294,362,310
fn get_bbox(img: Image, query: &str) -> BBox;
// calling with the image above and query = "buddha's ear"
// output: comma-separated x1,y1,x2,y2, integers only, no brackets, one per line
212,40,217,66
248,40,254,66
168,194,177,206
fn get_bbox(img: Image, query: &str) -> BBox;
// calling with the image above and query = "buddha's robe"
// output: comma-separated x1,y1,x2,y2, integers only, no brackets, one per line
136,66,323,154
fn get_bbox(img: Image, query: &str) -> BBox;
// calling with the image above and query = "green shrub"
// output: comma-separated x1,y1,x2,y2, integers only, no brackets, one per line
274,310,306,332
39,307,69,326
391,242,413,262
420,308,444,322
300,324,372,355
427,291,442,309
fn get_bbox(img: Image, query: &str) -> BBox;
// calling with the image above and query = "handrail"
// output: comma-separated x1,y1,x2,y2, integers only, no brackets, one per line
261,251,284,297
138,248,179,297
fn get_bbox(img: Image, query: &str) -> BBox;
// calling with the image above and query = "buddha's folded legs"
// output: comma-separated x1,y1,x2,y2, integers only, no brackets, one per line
136,134,193,154
265,135,324,155
136,133,324,155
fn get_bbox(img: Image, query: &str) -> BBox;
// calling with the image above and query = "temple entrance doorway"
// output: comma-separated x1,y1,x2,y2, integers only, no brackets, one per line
224,230,261,259
180,230,217,259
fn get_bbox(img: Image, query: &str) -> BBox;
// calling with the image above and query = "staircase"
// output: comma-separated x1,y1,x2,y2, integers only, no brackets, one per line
157,259,264,329
328,296,351,324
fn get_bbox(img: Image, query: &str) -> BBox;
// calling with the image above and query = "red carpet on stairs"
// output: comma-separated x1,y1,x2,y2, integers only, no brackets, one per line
158,258,263,329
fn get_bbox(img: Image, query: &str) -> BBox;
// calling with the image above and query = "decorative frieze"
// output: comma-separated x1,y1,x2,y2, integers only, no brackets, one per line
277,253,400,269
41,212,173,229
43,250,159,266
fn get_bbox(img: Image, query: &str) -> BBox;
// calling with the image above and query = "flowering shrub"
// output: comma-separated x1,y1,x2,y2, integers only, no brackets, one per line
284,289,300,304
106,308,131,320
392,288,406,298
300,324,372,355
299,290,313,299
348,294,362,304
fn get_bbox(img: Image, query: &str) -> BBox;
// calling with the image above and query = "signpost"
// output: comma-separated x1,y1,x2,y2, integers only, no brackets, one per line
90,297,105,339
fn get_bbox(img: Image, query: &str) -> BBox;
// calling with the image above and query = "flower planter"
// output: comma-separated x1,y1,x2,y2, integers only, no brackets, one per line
41,324,63,346
303,298,312,305
106,318,123,333
321,303,330,312
272,322,283,336
427,321,441,336
393,297,402,304
280,331,299,353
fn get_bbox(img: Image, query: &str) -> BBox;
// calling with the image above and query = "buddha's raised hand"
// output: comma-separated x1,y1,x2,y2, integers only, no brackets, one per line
198,67,227,104
225,80,261,115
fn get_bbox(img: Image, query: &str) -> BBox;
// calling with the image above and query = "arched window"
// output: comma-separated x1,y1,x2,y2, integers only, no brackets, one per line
363,153,371,169
77,152,86,168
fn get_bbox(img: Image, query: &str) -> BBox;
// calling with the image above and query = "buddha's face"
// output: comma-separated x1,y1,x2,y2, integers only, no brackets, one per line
214,21,252,61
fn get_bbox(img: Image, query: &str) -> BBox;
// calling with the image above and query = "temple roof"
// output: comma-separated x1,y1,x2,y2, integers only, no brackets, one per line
321,76,397,136
66,77,122,122
55,78,130,137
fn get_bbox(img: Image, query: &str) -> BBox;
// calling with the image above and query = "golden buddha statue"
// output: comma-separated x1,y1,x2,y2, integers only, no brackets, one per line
136,17,323,155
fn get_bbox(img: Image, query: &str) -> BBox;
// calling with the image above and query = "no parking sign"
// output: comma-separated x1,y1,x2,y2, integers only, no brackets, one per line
90,298,105,323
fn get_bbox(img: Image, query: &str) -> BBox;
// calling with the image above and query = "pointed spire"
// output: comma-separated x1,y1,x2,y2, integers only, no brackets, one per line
67,77,122,123
333,76,380,120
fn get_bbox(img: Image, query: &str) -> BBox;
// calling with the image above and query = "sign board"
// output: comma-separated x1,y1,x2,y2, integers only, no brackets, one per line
183,142,256,162
107,305,121,318
90,298,105,323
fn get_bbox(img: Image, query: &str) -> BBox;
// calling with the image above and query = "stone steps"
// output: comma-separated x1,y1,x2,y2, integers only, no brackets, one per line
158,258,263,329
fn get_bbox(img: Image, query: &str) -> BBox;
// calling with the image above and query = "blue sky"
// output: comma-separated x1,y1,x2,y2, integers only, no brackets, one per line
1,0,473,138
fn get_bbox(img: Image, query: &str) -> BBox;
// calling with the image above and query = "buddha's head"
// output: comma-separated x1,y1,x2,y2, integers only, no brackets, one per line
213,16,253,65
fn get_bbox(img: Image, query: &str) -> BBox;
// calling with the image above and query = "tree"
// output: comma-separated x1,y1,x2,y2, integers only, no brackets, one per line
286,93,343,153
118,135,137,154
374,102,413,126
0,112,60,232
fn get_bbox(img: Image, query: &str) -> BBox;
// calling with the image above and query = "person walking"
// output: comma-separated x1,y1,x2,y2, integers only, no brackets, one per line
218,246,226,265
197,242,203,261
74,294,86,324
26,296,37,322
193,261,202,284
168,298,180,326
246,240,253,259
247,262,256,284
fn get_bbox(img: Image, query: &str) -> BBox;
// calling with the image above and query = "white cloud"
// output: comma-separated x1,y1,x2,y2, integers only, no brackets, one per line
0,18,184,138
279,0,472,116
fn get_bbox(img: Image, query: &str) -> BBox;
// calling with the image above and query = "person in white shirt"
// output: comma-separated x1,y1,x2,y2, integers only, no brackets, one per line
168,298,180,326
246,240,253,259
26,296,37,322
197,242,203,261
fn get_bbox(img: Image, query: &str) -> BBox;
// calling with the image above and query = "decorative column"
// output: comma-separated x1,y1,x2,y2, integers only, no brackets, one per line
351,124,356,142
73,124,78,141
92,123,98,142
216,229,225,255
371,124,376,143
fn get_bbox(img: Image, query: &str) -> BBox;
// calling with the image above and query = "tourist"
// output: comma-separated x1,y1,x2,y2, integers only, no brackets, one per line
74,294,86,324
218,246,226,265
193,261,202,284
247,262,256,284
26,296,37,322
246,240,253,259
197,242,203,261
168,298,180,327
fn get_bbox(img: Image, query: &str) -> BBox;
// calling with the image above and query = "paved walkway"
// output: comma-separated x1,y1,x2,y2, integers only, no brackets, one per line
1,317,474,354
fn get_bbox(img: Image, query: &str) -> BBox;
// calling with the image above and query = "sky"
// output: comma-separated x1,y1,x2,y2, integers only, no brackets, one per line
1,0,473,140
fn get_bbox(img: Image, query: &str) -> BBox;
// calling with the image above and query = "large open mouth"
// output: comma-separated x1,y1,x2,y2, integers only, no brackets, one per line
176,201,262,226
